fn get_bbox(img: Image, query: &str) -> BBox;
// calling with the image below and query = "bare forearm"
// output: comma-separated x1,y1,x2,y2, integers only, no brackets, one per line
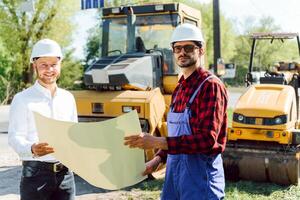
155,137,168,150
124,133,168,150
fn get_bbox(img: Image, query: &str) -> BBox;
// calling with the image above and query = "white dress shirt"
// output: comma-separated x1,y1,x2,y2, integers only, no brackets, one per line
8,81,78,162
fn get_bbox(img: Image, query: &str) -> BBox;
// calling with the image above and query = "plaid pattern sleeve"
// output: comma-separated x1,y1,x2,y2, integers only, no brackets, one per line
166,68,228,155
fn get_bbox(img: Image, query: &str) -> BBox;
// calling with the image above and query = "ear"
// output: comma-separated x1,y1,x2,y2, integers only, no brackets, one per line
199,47,205,56
31,62,36,69
31,62,38,74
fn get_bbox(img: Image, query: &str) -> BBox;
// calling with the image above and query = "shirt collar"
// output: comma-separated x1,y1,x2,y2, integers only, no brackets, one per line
34,80,58,99
178,68,199,87
178,67,210,87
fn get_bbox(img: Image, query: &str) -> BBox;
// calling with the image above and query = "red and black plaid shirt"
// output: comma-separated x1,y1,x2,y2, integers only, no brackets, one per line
157,67,228,161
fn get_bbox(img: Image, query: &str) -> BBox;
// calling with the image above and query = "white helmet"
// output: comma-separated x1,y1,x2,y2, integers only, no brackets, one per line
30,39,63,63
170,23,204,45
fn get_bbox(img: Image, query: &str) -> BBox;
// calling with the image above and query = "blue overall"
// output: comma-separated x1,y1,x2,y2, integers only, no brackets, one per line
161,75,225,200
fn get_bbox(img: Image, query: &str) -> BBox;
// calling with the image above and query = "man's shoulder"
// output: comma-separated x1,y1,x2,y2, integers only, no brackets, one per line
11,86,36,107
13,86,35,99
198,70,227,93
196,67,213,78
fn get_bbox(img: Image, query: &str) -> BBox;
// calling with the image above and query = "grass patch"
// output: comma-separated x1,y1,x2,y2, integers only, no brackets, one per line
126,179,300,200
226,181,300,200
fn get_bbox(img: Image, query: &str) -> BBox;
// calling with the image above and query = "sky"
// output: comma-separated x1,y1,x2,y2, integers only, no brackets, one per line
72,0,300,59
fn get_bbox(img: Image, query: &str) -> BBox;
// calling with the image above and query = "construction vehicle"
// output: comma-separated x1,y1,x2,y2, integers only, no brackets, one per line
223,33,300,185
72,3,201,162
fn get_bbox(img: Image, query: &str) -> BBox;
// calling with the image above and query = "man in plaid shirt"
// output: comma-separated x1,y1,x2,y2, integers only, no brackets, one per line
124,23,228,200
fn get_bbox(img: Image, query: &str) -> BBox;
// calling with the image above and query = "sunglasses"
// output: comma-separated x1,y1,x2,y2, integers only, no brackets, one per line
172,45,199,53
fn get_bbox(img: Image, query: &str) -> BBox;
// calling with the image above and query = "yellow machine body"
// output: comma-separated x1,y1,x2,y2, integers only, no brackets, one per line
229,84,297,144
224,33,300,185
73,3,201,164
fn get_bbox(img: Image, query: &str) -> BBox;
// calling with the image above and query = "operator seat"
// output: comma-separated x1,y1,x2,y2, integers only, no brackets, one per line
136,36,146,52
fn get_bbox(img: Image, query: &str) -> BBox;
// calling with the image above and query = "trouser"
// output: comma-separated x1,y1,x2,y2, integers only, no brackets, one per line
161,154,225,200
20,161,75,200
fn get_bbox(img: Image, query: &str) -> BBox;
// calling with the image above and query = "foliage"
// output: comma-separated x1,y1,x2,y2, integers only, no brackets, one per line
224,64,248,86
185,1,236,66
0,0,82,104
58,50,83,90
224,16,299,86
232,17,282,70
227,107,233,127
84,25,101,65
0,51,13,105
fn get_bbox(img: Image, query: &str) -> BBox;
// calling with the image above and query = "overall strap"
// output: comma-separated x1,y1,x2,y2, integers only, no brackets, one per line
170,84,182,111
186,75,216,108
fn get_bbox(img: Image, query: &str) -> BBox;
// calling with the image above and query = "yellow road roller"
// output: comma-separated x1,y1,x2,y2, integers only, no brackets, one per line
223,33,300,185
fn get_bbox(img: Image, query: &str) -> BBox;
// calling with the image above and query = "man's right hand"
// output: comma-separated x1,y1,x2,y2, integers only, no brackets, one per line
142,156,161,176
31,143,54,157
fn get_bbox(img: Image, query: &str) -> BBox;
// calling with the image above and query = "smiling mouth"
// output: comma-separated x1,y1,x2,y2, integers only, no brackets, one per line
44,74,55,78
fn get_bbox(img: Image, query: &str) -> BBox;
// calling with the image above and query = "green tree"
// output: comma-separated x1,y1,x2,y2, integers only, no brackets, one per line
186,1,236,66
0,0,82,104
84,26,101,65
228,16,298,86
0,50,13,105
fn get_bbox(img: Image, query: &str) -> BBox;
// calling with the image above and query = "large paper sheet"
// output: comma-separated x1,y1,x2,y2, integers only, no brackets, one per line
33,111,146,190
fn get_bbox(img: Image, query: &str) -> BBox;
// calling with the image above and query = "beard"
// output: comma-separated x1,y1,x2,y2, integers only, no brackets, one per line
35,69,60,85
176,54,197,68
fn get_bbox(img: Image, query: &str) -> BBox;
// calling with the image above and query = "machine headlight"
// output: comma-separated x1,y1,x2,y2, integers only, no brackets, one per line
122,106,141,113
263,115,288,125
273,115,287,125
274,117,283,124
233,113,245,123
122,106,133,113
238,115,244,122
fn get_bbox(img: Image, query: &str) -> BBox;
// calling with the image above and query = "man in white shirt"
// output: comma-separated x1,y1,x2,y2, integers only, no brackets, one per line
8,39,77,200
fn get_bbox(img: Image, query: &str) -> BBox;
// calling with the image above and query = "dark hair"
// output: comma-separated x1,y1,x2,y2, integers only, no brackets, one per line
33,57,61,62
33,57,40,61
193,41,203,48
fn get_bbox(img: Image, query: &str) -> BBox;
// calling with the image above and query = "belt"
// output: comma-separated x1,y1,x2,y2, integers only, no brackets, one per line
22,161,68,173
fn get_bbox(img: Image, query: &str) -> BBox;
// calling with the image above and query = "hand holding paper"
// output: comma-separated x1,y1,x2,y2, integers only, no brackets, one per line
33,110,146,190
31,142,54,157
124,132,168,150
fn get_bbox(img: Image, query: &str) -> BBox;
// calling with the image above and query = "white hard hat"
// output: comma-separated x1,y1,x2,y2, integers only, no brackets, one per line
30,39,63,63
170,23,204,45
